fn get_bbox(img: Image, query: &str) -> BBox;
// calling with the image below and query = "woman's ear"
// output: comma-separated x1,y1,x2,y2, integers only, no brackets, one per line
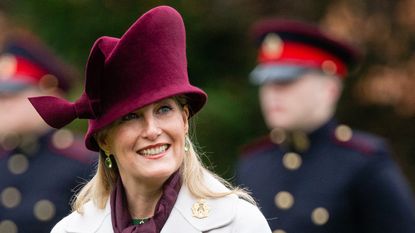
96,133,111,154
182,105,190,134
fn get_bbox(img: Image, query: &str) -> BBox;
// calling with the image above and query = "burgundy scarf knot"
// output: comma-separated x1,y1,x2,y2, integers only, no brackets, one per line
110,171,182,233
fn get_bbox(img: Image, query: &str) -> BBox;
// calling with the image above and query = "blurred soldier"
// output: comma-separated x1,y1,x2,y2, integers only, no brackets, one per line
236,19,415,233
0,29,95,232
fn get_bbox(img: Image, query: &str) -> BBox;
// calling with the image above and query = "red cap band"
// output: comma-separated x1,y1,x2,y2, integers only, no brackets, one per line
258,41,348,77
12,56,48,84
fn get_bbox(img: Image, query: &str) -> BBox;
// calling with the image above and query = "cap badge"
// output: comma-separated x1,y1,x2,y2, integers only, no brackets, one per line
0,54,17,80
262,33,283,59
191,198,210,219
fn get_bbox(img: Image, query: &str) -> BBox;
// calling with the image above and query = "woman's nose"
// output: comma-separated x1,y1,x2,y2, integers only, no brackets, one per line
142,117,162,140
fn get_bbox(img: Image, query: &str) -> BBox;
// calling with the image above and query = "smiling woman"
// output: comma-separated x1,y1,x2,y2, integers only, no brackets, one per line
28,5,271,233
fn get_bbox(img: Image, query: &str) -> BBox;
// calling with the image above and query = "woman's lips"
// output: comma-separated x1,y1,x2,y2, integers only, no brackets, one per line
137,144,170,157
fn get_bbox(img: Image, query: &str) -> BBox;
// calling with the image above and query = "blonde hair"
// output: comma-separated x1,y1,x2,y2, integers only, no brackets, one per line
72,96,254,212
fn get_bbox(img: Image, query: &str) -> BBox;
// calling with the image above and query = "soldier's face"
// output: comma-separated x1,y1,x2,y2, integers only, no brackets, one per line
259,72,339,132
0,87,49,136
99,98,189,186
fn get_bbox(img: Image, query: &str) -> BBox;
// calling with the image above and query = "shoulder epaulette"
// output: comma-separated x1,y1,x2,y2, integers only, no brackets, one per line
331,125,383,156
239,135,276,158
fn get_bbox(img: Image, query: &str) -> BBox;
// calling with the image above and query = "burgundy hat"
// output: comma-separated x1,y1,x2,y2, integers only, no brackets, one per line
250,19,359,84
29,6,207,152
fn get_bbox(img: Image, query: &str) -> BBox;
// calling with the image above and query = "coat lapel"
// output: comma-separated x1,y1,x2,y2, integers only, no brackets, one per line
169,172,238,232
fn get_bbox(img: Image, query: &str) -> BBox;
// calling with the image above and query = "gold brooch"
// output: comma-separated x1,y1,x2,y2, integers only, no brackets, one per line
191,199,210,219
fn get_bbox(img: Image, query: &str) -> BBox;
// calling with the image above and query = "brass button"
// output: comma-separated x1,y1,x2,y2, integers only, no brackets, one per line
20,136,39,155
270,128,286,144
291,131,309,152
34,199,56,221
274,191,294,210
0,220,18,233
273,229,287,233
311,207,330,225
321,60,337,75
1,187,21,208
335,125,353,142
52,129,74,150
8,154,29,175
39,74,59,92
0,133,20,151
282,152,302,170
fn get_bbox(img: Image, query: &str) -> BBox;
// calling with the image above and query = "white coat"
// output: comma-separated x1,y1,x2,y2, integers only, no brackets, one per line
51,173,272,233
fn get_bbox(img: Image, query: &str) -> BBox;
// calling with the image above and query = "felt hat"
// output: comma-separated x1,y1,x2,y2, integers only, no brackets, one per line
29,6,207,152
249,19,359,84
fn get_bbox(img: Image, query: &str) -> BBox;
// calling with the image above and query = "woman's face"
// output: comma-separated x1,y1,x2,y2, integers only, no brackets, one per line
100,98,189,183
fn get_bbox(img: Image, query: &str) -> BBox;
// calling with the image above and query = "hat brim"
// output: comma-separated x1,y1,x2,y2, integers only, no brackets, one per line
84,84,207,151
250,64,313,85
0,80,32,93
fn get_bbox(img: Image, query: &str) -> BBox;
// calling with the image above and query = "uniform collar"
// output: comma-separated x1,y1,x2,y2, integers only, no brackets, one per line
307,118,337,143
270,118,337,153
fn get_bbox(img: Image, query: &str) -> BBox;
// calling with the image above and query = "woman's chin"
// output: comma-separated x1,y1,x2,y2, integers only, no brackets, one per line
139,168,177,181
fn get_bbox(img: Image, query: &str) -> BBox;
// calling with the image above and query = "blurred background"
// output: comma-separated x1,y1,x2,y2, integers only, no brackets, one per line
2,0,414,190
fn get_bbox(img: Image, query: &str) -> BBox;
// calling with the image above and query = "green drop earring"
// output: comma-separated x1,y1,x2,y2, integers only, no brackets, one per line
103,149,113,169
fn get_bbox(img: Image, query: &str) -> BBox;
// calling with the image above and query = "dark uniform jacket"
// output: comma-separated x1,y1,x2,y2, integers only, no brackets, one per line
0,130,95,233
237,120,415,233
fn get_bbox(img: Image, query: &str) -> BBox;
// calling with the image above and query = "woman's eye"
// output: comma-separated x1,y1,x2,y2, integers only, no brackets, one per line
157,105,173,114
121,112,139,121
